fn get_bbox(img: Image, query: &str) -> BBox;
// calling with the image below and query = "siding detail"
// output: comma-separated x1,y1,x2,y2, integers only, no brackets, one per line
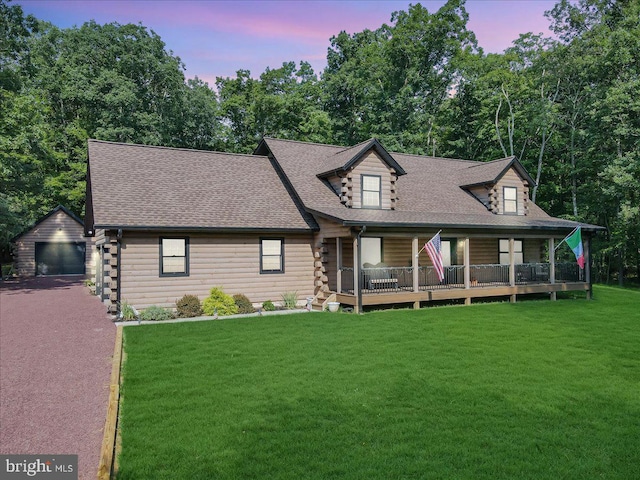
351,151,396,210
495,168,529,215
118,233,315,310
14,208,93,277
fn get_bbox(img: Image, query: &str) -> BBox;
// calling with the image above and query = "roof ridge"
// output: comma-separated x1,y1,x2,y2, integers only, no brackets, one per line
333,138,375,155
392,151,478,164
464,156,514,169
88,139,262,159
263,137,347,149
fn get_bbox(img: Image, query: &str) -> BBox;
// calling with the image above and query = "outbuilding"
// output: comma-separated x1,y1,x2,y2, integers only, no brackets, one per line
12,205,93,277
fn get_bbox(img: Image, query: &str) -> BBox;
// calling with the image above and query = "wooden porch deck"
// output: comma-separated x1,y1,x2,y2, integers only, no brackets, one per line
335,282,590,307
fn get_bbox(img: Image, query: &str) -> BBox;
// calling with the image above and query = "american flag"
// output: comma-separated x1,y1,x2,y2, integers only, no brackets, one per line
425,232,444,282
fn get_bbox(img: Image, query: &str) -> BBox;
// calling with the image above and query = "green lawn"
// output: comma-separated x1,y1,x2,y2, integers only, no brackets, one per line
116,286,640,479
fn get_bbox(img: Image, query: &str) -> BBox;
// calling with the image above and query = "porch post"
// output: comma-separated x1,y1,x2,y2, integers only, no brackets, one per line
336,237,342,294
549,237,556,301
464,237,471,305
585,235,592,300
412,236,419,309
509,237,516,303
353,236,360,313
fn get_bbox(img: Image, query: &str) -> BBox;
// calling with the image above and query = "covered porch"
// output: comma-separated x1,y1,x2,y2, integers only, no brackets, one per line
320,232,591,312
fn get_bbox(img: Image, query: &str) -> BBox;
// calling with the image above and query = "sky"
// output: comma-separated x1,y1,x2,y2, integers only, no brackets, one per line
17,0,559,86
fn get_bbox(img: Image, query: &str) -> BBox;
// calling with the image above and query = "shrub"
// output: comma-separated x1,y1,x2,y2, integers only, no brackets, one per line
202,287,238,316
119,301,138,321
233,294,255,314
1,264,14,279
281,291,299,310
176,294,202,318
262,300,276,311
139,306,174,321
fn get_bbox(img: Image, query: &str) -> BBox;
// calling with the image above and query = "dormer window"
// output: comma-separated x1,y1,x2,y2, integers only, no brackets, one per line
362,175,381,208
503,186,517,214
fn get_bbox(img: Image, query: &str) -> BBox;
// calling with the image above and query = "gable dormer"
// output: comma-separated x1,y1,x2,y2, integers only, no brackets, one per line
459,157,535,216
317,139,406,210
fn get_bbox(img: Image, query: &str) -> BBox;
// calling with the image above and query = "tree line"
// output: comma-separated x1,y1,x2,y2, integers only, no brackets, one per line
1,0,638,284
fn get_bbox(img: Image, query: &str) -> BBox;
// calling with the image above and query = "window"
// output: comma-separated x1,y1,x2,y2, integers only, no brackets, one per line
441,239,457,267
260,238,284,273
499,239,523,265
160,237,189,276
361,175,381,208
503,186,517,214
361,237,382,267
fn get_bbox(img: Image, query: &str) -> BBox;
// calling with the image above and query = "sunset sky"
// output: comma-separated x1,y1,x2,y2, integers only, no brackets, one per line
18,0,559,85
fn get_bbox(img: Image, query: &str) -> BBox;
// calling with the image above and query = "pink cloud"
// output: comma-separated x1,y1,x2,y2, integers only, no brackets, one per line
62,0,412,46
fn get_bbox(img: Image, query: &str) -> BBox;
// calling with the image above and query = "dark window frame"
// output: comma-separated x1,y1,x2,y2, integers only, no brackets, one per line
159,237,189,277
503,186,518,215
361,174,382,209
260,237,285,274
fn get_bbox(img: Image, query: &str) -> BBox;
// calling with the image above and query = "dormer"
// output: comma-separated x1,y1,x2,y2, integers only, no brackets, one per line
459,156,535,216
317,139,406,210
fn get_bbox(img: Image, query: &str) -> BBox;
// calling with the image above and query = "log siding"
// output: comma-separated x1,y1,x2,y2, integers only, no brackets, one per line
119,232,315,310
495,168,529,215
351,151,395,210
14,209,93,277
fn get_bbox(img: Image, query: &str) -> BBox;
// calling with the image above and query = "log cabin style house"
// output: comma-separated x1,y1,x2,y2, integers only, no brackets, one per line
85,138,601,314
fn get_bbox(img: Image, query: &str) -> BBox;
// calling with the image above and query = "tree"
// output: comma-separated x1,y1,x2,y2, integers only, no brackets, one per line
323,0,477,152
217,61,330,153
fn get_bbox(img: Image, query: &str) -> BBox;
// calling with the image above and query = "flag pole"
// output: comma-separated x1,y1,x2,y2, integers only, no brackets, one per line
554,225,580,251
415,230,442,257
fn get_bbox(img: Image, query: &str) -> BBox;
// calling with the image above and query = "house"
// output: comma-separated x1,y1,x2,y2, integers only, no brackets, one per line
12,205,94,277
84,138,602,314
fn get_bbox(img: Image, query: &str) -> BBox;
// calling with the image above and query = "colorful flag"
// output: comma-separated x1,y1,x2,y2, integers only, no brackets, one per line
425,232,445,281
564,227,585,269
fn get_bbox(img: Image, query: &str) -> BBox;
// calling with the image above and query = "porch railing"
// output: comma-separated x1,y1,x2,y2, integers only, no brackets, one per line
338,262,585,295
419,265,464,290
340,267,354,294
469,264,510,286
361,266,413,293
515,263,550,284
556,262,584,282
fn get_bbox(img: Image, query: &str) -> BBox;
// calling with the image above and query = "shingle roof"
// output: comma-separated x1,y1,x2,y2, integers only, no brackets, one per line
316,138,407,177
87,140,316,231
457,156,536,187
259,138,601,232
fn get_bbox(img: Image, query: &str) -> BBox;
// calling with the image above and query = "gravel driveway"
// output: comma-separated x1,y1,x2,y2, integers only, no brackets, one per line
1,277,116,480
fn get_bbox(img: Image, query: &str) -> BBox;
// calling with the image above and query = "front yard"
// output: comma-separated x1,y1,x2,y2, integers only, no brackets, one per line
116,286,640,479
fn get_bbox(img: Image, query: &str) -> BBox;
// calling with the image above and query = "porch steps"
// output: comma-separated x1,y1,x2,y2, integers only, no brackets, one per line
311,291,336,311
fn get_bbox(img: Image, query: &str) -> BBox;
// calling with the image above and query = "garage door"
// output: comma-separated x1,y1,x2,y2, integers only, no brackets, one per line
35,242,86,275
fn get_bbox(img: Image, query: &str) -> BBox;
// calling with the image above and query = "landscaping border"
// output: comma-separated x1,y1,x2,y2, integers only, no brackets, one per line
97,325,123,480
114,307,316,327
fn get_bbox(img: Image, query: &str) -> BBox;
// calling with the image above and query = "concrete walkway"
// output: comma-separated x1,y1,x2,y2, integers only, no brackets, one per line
0,277,116,480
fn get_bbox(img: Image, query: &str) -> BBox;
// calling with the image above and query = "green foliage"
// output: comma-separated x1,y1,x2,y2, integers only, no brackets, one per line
233,294,255,314
262,300,276,312
139,305,174,322
202,287,238,316
175,294,202,318
280,291,299,310
119,301,137,321
2,0,639,283
1,264,14,278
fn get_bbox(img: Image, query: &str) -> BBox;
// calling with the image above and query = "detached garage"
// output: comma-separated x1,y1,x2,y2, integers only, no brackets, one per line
12,205,93,277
